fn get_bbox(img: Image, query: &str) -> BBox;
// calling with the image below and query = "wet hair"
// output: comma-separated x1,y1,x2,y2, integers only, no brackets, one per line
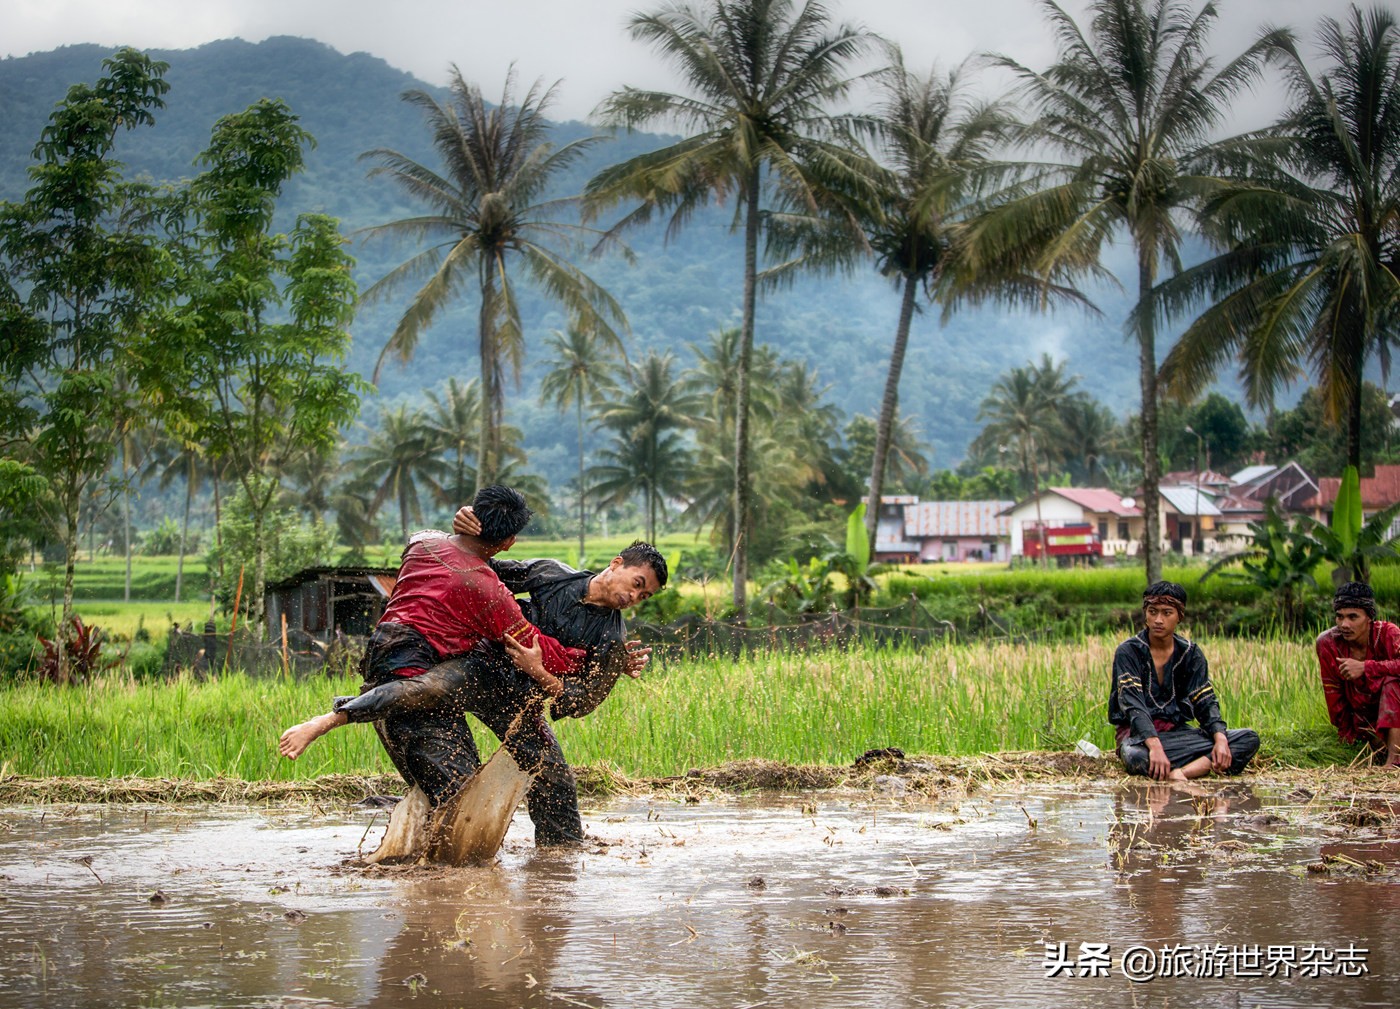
618,540,668,588
1333,581,1377,619
1142,580,1187,617
471,484,532,545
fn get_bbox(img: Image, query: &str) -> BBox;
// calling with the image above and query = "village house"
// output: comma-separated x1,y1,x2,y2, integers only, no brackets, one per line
1213,461,1320,547
1304,463,1400,537
999,487,1143,558
874,496,1013,563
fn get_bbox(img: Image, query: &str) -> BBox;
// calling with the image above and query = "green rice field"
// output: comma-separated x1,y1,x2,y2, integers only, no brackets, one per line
0,635,1353,781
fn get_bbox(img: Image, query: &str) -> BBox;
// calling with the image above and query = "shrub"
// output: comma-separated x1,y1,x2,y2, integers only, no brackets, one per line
36,617,117,684
142,517,200,556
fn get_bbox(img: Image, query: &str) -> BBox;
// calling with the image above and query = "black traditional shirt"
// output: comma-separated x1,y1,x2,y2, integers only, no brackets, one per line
1108,629,1227,743
489,558,625,653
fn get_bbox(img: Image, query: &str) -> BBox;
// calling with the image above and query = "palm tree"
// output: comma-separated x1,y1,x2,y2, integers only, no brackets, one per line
349,405,446,543
360,68,625,488
843,411,931,492
968,0,1272,584
777,359,852,503
587,0,874,612
539,326,619,565
422,377,482,511
591,352,698,542
1159,5,1400,475
281,441,338,520
1059,396,1124,486
774,51,1023,553
977,357,1078,567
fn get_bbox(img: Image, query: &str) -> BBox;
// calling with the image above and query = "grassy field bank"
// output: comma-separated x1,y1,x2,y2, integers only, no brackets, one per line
0,635,1353,782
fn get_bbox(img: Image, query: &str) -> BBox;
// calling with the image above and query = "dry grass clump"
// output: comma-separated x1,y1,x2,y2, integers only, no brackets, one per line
0,772,401,805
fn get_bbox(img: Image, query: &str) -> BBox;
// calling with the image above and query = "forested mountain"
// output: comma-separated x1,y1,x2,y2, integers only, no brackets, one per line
0,36,1149,479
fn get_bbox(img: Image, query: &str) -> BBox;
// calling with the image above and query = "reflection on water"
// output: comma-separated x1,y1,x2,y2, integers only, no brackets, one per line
0,783,1393,1008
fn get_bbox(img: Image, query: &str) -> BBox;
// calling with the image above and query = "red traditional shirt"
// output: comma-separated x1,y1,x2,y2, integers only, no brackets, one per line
378,531,583,677
1315,620,1400,744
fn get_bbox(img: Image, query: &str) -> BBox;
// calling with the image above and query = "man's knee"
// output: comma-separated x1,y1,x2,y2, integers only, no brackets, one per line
1226,728,1260,774
1117,740,1150,776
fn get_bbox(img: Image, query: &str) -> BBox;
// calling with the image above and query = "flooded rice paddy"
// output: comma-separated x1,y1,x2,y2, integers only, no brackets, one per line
1,780,1397,1008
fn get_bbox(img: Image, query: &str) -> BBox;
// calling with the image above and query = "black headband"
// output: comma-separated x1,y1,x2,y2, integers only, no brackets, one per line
1333,584,1377,619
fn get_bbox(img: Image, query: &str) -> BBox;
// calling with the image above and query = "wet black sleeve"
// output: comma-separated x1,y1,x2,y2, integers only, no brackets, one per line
1112,643,1159,742
489,558,573,596
333,663,470,723
551,640,627,720
1181,648,1227,737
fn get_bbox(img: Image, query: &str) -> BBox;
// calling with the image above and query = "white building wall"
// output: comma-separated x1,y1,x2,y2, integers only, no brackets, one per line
1004,497,1088,556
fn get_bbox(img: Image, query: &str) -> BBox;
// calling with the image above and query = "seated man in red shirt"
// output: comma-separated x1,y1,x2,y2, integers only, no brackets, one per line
279,484,583,804
1316,581,1400,766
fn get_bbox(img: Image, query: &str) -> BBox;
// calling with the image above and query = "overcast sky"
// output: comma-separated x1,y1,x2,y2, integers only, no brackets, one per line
0,0,1369,124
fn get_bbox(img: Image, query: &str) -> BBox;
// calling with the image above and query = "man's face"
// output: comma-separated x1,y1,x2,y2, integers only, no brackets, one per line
1143,602,1181,641
1335,607,1372,645
594,559,662,610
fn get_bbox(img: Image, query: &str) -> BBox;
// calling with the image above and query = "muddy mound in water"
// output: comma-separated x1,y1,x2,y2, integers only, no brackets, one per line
0,752,1395,805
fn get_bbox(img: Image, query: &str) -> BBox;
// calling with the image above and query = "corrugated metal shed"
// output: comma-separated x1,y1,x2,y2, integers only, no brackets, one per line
904,501,1013,538
1159,485,1223,517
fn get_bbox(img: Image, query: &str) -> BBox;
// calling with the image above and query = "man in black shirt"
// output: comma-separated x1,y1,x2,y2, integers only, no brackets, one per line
1109,581,1259,780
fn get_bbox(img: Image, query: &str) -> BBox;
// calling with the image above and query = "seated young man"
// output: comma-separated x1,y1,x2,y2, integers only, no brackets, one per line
279,485,583,806
1108,581,1260,781
1316,581,1400,766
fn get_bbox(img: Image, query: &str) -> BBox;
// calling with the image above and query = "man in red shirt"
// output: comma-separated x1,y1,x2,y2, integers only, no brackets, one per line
1316,581,1400,766
280,485,582,803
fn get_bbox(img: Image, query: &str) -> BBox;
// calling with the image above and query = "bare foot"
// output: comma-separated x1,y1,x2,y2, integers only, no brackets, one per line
278,711,345,760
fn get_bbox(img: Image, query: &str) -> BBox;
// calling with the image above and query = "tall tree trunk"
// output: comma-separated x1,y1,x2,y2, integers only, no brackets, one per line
1031,437,1047,571
731,170,760,617
122,438,132,603
175,457,192,603
1138,255,1162,586
1346,338,1364,474
251,502,266,633
60,487,79,684
577,396,586,566
865,273,919,556
212,467,224,581
477,266,498,492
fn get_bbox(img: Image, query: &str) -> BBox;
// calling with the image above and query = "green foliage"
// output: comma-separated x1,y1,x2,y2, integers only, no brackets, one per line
1159,7,1400,474
0,48,172,645
1266,384,1398,478
1310,500,1400,587
0,459,50,572
141,516,199,556
203,480,335,617
760,556,839,615
137,99,366,627
1331,466,1363,570
36,616,115,685
1202,501,1327,629
845,503,870,571
0,635,1341,777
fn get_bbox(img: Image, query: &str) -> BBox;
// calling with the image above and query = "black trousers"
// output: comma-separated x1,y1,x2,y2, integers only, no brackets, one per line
1117,727,1260,776
337,657,584,846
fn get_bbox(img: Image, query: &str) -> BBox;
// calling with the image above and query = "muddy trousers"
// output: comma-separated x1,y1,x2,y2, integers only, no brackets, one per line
336,662,585,846
1117,727,1260,776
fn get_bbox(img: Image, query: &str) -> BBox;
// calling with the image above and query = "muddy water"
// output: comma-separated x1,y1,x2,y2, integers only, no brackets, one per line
0,782,1396,1008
